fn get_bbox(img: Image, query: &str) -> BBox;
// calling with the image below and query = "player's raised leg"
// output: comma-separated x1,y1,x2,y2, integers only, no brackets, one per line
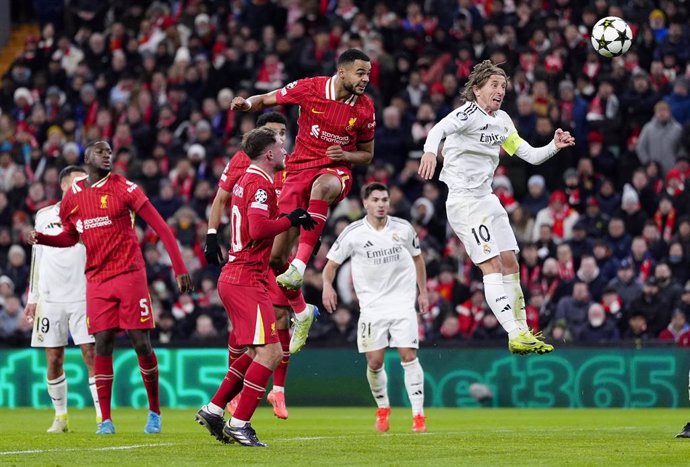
277,173,340,290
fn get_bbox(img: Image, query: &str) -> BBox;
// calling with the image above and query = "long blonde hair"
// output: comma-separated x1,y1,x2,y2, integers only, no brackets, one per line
461,60,509,102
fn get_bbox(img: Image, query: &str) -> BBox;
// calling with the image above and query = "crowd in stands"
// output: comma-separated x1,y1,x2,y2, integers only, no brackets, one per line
2,0,690,348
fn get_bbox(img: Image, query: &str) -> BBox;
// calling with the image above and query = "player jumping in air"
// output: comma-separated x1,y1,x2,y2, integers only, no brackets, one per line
29,141,192,434
196,127,315,447
230,48,376,354
322,183,429,433
27,166,101,433
418,60,575,355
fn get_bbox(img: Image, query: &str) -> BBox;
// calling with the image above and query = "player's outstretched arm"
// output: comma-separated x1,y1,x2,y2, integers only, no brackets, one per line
205,188,231,265
136,201,190,293
511,128,575,166
322,260,341,314
419,115,462,179
29,229,79,248
230,90,279,113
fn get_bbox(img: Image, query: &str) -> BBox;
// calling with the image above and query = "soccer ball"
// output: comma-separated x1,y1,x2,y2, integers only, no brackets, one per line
591,16,633,58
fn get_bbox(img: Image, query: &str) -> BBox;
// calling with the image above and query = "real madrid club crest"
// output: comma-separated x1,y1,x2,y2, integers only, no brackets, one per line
483,244,492,254
392,232,400,242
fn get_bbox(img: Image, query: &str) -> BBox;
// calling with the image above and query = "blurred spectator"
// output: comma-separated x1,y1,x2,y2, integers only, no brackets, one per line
554,281,592,336
567,220,593,261
574,303,620,343
608,259,643,311
618,184,647,237
0,296,25,344
658,309,689,342
576,255,606,302
532,190,579,244
655,261,683,311
623,311,651,340
522,175,549,218
628,277,670,336
637,100,683,174
606,217,633,261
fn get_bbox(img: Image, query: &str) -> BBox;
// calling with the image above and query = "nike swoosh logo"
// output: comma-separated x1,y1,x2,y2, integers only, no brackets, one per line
140,316,151,323
70,205,79,214
311,108,325,114
517,341,537,346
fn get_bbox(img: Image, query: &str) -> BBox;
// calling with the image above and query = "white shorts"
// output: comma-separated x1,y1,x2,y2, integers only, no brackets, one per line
357,311,419,353
30,300,94,347
446,192,519,264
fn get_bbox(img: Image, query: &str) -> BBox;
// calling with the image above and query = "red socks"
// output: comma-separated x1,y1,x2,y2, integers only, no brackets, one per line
295,199,328,264
233,361,273,421
138,352,160,415
94,355,113,421
272,329,291,387
211,352,254,408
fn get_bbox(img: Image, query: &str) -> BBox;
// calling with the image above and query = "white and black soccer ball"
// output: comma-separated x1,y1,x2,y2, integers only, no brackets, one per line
591,16,633,58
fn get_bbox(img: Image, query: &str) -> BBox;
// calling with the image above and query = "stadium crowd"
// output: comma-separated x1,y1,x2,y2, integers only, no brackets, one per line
1,0,690,348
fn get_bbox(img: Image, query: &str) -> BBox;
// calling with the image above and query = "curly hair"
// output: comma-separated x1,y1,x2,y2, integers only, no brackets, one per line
461,60,509,102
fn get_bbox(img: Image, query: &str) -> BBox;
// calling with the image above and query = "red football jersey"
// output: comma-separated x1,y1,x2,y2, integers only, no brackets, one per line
219,165,281,287
59,173,148,283
219,150,285,194
275,76,376,171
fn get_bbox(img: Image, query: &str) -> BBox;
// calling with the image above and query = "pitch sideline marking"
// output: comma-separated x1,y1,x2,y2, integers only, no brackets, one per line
0,443,175,456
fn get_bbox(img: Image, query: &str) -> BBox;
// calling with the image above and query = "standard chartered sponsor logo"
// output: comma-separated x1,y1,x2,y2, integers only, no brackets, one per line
82,216,112,230
309,125,350,145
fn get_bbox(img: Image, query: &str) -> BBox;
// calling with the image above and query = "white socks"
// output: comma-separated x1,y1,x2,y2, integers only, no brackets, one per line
47,374,68,416
402,359,425,417
483,273,520,337
366,366,389,408
292,259,307,276
88,376,102,419
207,402,224,416
503,273,528,329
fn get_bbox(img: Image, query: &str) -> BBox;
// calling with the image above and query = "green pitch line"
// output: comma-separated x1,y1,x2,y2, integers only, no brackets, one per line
0,408,689,466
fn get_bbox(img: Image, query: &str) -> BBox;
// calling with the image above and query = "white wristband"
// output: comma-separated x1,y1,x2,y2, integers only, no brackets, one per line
207,228,217,234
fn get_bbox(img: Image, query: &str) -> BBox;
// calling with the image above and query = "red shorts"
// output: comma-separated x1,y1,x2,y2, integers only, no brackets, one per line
218,281,279,346
267,269,289,307
86,269,153,334
278,165,353,214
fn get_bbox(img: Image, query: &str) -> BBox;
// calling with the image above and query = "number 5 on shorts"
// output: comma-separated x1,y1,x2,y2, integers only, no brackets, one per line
140,298,151,323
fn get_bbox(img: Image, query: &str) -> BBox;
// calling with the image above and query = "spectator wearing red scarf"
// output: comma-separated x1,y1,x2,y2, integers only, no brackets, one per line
533,190,579,243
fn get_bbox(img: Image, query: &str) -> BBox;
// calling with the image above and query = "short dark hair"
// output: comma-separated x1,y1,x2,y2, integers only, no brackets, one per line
257,112,287,128
59,165,86,184
338,48,370,66
361,182,389,200
241,127,278,160
84,140,108,159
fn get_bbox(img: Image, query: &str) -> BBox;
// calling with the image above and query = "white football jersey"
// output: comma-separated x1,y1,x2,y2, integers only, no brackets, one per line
327,216,421,316
424,101,518,196
28,203,87,304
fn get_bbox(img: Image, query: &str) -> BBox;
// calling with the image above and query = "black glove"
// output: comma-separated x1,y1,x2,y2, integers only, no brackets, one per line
287,208,316,231
204,232,224,265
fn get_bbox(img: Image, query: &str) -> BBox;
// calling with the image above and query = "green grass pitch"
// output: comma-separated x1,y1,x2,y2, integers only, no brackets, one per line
1,407,689,465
